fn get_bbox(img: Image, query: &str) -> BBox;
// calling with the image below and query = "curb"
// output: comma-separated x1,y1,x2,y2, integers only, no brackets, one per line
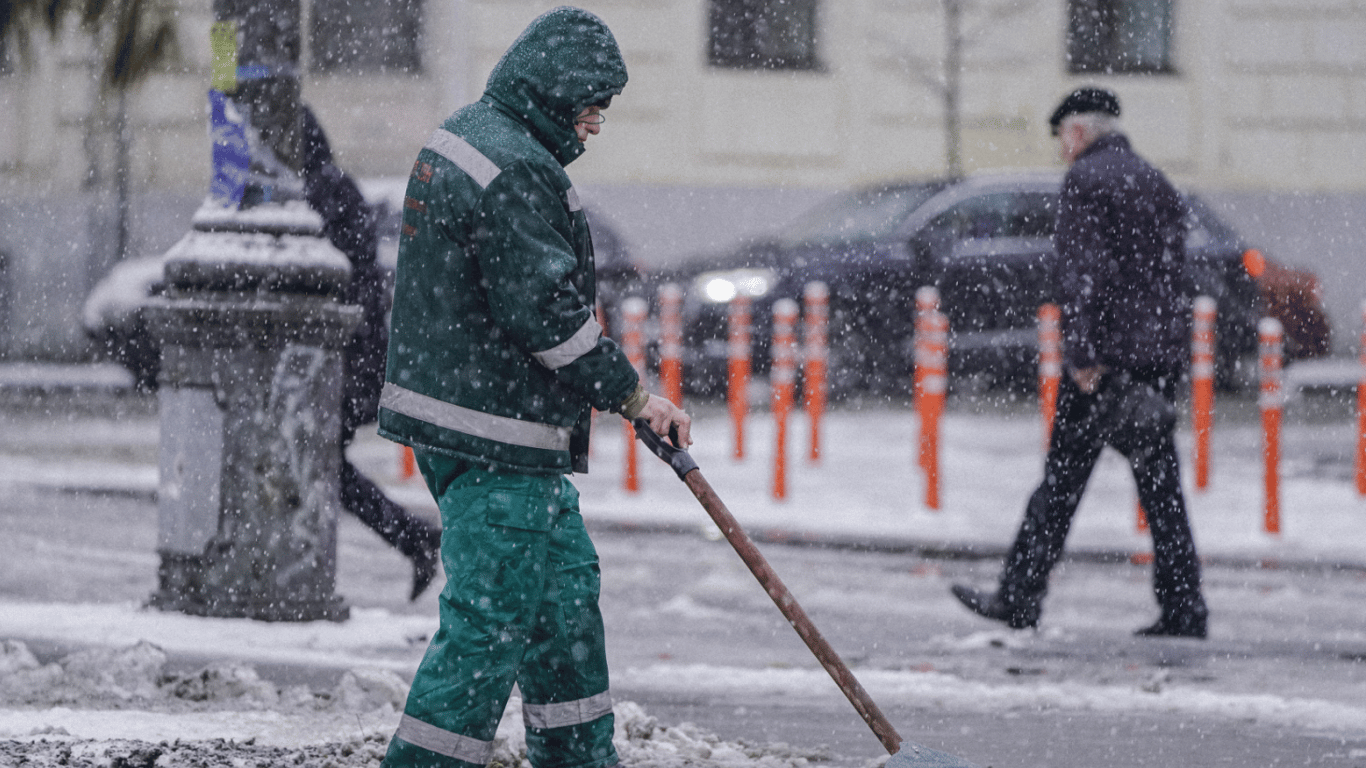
583,517,1366,576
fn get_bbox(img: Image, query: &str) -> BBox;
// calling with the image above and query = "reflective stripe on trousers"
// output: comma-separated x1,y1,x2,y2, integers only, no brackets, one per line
394,689,615,766
382,455,617,768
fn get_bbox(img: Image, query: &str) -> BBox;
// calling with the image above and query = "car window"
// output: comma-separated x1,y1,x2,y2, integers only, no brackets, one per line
929,192,1056,240
783,184,944,245
918,192,1056,262
1182,195,1240,251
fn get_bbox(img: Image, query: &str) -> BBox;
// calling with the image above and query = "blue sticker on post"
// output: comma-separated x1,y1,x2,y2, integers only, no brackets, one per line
207,89,249,208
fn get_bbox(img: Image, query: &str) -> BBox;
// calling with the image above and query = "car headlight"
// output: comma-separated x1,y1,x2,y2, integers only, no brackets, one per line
694,268,777,304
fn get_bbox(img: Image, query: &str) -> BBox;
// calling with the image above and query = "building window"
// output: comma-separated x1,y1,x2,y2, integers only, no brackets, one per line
0,31,13,76
1067,0,1173,74
708,0,820,71
310,0,422,74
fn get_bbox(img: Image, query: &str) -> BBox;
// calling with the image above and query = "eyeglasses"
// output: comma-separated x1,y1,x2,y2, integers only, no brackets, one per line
575,111,605,126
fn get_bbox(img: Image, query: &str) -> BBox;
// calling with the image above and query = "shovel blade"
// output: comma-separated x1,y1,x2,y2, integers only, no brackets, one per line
887,741,981,768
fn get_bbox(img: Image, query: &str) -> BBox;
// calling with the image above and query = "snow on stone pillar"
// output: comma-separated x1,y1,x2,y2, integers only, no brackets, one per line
146,205,358,622
146,3,359,621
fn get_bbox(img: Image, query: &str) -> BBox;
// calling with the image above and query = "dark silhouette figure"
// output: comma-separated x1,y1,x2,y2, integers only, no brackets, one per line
300,106,441,601
951,87,1207,638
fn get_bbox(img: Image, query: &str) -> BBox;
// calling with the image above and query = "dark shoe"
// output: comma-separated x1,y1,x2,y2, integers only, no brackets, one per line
409,532,441,601
1135,613,1207,639
951,584,1039,629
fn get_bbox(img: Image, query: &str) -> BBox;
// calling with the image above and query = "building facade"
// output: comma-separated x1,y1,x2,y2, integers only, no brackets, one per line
1,0,1363,357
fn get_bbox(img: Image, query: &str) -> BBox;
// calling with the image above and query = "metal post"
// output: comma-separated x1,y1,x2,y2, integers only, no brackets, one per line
658,284,684,407
1357,300,1366,496
727,295,752,460
146,237,357,620
802,282,829,462
914,286,940,426
1191,296,1217,490
621,297,647,493
916,311,948,511
1259,318,1284,535
146,1,358,621
771,299,799,500
1037,303,1061,450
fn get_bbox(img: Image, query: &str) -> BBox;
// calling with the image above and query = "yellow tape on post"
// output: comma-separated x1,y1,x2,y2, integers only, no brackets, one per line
210,21,238,93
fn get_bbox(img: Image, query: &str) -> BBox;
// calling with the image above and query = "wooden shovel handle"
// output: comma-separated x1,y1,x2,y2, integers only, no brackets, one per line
632,420,904,755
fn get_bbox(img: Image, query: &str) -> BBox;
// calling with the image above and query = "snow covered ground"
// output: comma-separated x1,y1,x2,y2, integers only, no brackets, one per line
1,377,1364,766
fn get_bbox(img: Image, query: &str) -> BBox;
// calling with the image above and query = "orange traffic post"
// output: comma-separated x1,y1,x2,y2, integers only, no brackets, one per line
1259,318,1284,535
658,283,684,407
771,299,800,500
727,295,753,460
914,286,941,422
803,282,830,462
1037,303,1062,450
916,310,949,510
1357,300,1366,495
621,297,648,493
915,285,941,318
1191,296,1217,490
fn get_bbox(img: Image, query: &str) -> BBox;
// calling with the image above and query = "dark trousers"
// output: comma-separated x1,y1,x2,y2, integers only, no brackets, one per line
999,370,1206,621
340,454,440,560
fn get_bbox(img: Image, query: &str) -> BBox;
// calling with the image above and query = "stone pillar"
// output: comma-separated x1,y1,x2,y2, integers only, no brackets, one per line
145,204,359,621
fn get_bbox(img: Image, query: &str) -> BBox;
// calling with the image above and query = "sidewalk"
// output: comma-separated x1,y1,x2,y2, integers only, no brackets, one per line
524,393,1365,570
2,360,1362,571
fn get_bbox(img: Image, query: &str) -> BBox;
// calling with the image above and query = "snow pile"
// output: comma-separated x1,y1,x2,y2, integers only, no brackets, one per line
0,736,391,768
487,701,834,768
0,640,838,768
0,639,406,714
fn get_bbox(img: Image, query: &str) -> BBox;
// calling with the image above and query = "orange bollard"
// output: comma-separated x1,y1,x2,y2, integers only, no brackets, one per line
621,297,648,493
1356,300,1366,495
803,282,829,462
1037,303,1062,450
1259,318,1284,535
727,295,753,460
914,286,941,423
1191,296,1217,490
916,311,948,510
658,284,684,407
400,446,416,480
771,299,799,500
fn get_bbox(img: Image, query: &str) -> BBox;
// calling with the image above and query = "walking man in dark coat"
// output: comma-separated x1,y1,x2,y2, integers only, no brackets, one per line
300,106,442,601
951,87,1209,639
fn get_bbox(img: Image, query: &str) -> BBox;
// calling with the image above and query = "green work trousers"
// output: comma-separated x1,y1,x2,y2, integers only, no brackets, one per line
382,452,617,768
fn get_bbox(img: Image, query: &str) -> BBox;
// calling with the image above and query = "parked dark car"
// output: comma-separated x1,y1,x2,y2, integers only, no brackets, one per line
658,170,1329,398
82,184,642,392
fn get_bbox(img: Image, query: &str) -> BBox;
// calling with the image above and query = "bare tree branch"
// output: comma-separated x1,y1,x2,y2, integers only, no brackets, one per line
2,0,180,91
961,0,1038,50
868,30,948,95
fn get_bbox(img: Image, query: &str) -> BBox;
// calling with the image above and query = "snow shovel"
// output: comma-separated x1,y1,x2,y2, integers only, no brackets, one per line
632,420,980,768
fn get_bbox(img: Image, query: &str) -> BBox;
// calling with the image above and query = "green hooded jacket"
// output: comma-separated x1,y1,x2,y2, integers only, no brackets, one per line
378,6,635,475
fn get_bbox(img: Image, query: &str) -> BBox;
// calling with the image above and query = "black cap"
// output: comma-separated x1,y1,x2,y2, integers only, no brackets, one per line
1049,87,1120,135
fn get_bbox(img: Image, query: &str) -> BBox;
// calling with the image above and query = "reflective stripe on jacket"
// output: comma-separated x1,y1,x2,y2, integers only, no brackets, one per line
379,8,634,475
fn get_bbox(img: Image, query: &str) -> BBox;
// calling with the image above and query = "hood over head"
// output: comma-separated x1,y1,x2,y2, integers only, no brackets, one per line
482,6,628,166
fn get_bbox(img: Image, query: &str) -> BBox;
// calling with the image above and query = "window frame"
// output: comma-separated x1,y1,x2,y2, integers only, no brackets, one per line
308,0,424,75
1066,0,1176,76
707,0,822,72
